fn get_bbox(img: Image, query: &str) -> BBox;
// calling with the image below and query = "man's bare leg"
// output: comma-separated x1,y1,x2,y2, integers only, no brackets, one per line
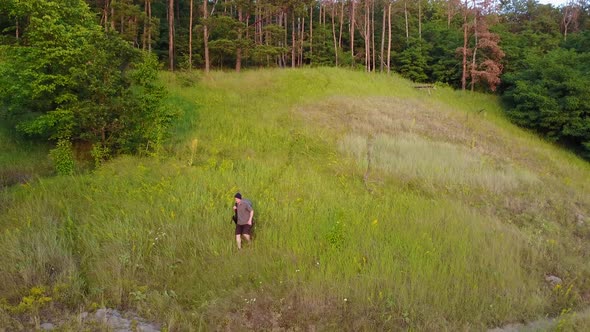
236,234,242,250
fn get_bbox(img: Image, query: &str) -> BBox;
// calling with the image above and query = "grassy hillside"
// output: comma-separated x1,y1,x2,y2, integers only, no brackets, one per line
1,68,590,330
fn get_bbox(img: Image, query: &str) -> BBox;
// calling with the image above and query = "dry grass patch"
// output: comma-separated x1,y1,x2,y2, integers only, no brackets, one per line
340,133,539,195
296,96,505,156
297,96,541,194
296,96,589,179
206,287,409,331
297,96,590,219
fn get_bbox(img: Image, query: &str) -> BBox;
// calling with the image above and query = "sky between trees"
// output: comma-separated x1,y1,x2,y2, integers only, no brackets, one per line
538,0,568,5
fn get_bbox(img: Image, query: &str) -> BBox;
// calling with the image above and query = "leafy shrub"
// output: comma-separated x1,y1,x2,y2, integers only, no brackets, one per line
0,1,173,161
502,49,590,159
49,139,75,175
90,143,110,168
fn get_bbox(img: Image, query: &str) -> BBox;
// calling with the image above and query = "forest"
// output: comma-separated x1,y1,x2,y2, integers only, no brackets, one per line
1,0,590,160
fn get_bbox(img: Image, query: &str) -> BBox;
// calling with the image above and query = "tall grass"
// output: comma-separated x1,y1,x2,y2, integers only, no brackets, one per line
1,68,589,330
340,132,539,194
0,126,51,189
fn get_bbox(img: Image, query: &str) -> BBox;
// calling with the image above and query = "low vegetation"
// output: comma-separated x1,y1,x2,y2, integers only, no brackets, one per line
1,68,589,330
0,126,50,189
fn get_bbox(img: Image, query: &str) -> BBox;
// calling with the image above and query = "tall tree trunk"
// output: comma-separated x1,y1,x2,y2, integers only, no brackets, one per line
15,18,19,40
371,0,376,72
259,5,264,45
254,5,259,45
148,0,152,52
261,4,264,45
246,11,251,41
120,12,124,35
236,6,243,72
133,16,139,47
562,3,579,41
297,17,301,66
277,11,284,67
418,0,422,40
351,0,355,65
292,12,296,68
143,0,148,50
111,4,116,31
387,2,391,74
332,3,339,66
284,13,288,67
103,0,109,31
169,0,175,71
461,0,468,91
365,0,370,72
189,0,194,70
380,2,386,72
447,0,452,28
339,1,344,49
310,5,313,65
300,16,305,65
266,6,271,66
470,0,478,92
204,0,210,73
404,0,409,44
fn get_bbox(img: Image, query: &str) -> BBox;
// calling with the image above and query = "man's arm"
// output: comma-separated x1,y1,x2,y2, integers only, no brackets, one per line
248,209,254,225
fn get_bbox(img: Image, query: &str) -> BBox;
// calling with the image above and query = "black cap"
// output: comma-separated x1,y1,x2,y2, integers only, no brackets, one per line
234,192,242,199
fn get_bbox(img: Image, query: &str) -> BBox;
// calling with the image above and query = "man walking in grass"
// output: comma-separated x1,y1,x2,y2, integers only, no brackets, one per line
233,192,254,250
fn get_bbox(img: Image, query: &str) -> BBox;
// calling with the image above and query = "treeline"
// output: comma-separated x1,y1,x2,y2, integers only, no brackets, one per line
1,0,590,160
69,1,587,88
80,0,509,90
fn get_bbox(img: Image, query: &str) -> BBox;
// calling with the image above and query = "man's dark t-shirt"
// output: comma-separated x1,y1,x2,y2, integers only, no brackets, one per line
236,199,253,225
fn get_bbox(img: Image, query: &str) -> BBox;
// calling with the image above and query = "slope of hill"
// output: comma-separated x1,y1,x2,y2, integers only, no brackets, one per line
1,68,589,330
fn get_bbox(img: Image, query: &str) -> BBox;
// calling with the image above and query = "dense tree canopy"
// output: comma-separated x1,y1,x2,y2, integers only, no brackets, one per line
0,0,171,166
503,48,590,158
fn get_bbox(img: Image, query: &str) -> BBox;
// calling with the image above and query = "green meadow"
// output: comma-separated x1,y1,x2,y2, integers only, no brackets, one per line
1,68,590,330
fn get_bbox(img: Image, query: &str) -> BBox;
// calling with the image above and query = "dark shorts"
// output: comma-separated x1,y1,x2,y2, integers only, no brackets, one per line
235,223,252,236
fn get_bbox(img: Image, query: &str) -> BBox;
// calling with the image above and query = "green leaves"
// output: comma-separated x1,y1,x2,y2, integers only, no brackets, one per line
396,38,431,83
503,49,590,158
0,0,172,161
16,108,75,140
49,139,75,175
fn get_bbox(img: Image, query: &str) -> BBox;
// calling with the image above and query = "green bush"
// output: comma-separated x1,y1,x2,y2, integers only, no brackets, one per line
502,49,590,159
49,140,75,175
0,1,171,161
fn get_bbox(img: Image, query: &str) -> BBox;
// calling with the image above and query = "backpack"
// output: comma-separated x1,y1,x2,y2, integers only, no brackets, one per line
231,202,238,224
